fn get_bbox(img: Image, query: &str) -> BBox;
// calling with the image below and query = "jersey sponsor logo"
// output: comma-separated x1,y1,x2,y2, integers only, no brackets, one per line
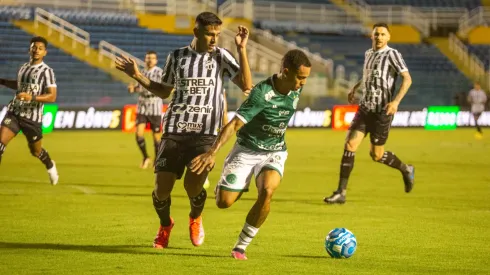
19,83,40,93
171,103,213,115
176,121,203,131
177,78,216,96
257,142,285,151
3,118,11,125
262,124,287,136
272,105,278,108
279,110,290,116
265,91,275,101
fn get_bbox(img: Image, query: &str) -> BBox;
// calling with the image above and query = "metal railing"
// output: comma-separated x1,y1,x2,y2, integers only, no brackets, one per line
253,1,361,24
254,29,333,71
361,5,430,37
458,7,490,37
3,0,216,15
219,28,283,75
98,40,145,69
448,33,486,81
218,0,253,20
418,7,468,29
33,8,90,55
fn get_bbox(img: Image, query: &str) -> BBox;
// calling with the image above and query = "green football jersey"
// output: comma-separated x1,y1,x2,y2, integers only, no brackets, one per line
235,75,301,152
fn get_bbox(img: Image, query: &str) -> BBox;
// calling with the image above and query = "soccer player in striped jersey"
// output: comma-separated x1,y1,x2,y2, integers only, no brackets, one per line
0,36,59,184
116,12,252,248
190,50,312,260
467,82,487,138
128,51,164,169
324,23,415,204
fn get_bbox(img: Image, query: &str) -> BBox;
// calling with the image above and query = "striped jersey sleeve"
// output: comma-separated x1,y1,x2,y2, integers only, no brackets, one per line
43,68,56,88
221,49,240,80
388,50,408,74
161,52,176,87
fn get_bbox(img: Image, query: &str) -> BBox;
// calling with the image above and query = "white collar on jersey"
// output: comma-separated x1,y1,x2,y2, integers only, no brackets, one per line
187,45,217,56
145,66,158,72
373,45,391,53
28,61,45,67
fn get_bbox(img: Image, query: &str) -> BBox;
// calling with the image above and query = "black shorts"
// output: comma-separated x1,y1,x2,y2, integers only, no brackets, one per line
154,134,216,179
1,112,43,143
136,114,161,133
349,108,393,146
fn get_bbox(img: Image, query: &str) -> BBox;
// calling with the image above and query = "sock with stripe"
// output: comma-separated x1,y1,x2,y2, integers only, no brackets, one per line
336,150,355,195
233,222,259,252
189,189,207,219
376,151,407,173
0,142,5,165
38,148,53,169
136,136,149,159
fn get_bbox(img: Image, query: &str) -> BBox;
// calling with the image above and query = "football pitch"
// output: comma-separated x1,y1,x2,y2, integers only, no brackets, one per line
0,129,488,274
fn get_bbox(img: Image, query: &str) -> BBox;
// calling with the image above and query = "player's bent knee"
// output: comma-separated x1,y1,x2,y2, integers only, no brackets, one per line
345,141,358,152
369,150,383,161
216,196,234,209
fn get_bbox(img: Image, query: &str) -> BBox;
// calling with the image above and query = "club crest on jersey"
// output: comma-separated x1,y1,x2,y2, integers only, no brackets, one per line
205,59,214,71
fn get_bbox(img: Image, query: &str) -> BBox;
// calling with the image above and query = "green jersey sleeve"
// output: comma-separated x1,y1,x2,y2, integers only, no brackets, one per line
236,86,266,123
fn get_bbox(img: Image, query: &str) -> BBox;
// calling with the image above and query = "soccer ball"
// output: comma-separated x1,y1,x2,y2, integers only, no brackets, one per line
324,228,357,258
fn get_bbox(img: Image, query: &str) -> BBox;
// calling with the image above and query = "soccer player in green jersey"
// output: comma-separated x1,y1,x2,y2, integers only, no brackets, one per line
190,49,311,260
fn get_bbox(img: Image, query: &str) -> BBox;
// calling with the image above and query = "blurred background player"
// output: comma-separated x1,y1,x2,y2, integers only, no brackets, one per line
190,49,311,260
324,23,415,204
467,82,487,139
0,36,59,185
116,12,252,248
128,50,163,169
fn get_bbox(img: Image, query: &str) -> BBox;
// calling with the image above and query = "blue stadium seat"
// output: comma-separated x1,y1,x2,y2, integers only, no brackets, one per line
467,45,490,69
277,33,472,106
0,21,127,107
363,0,481,9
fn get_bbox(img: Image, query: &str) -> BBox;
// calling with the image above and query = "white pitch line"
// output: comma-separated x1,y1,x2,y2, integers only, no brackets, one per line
67,185,96,195
0,176,96,194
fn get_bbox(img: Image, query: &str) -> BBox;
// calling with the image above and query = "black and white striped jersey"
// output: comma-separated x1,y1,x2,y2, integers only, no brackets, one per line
7,62,56,123
161,46,240,136
136,66,164,117
359,46,408,113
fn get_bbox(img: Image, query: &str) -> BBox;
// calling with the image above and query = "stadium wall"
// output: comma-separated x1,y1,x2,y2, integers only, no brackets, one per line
1,105,488,133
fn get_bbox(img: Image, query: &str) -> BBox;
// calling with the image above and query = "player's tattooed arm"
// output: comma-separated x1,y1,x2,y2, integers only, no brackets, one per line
17,87,57,103
348,80,362,104
116,56,172,99
190,117,245,175
386,71,412,115
0,78,18,90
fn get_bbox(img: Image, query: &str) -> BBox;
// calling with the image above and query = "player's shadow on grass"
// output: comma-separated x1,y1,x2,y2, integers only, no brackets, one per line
0,242,228,258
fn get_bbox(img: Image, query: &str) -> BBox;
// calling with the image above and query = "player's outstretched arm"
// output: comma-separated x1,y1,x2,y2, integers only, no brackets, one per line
116,56,172,99
386,71,412,115
0,78,18,91
190,117,245,175
232,26,253,94
17,87,57,103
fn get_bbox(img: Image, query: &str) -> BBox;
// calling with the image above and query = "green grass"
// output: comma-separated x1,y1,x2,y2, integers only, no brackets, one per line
0,129,489,274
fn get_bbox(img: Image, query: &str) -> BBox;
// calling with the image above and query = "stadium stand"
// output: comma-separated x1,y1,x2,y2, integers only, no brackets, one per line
362,0,481,9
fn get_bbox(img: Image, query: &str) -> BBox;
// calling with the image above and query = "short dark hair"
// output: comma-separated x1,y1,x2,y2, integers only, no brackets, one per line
146,50,157,57
282,49,311,71
30,36,48,47
373,23,390,32
195,12,222,27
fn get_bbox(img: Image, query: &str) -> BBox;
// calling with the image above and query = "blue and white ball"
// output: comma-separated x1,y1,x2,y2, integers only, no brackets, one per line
325,228,357,258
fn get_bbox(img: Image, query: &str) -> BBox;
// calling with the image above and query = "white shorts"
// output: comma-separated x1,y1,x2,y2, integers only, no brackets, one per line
471,104,484,114
217,143,288,192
